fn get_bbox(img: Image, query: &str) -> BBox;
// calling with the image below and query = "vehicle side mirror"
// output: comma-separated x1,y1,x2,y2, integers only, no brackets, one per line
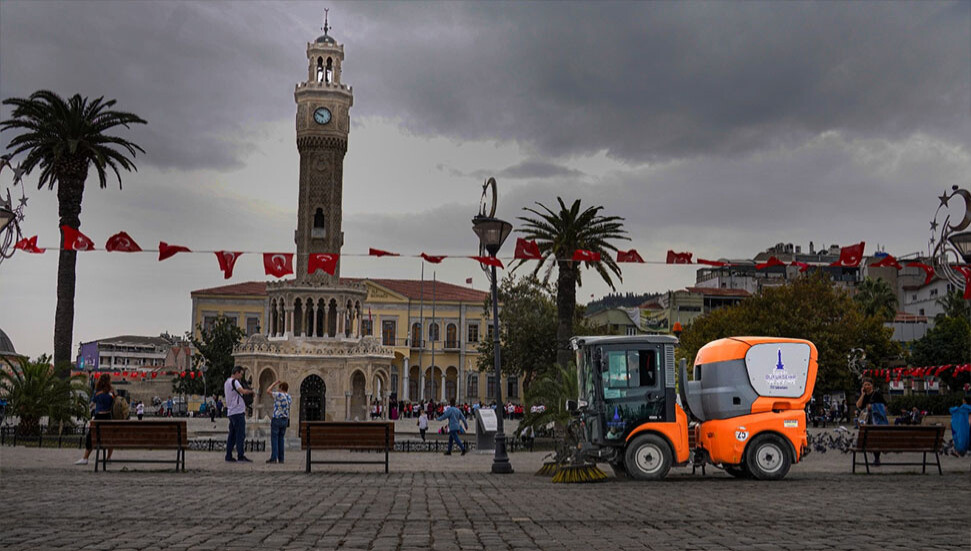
566,400,578,412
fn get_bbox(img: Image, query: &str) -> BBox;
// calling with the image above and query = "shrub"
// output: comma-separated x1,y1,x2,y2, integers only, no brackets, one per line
886,393,966,416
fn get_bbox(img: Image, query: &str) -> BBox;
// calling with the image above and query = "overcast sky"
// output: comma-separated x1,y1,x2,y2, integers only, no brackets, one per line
1,1,969,359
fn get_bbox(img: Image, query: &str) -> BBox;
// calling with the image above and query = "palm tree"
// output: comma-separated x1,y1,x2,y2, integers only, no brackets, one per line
853,277,898,322
936,289,970,321
2,91,146,367
0,355,89,436
521,362,578,437
516,198,629,369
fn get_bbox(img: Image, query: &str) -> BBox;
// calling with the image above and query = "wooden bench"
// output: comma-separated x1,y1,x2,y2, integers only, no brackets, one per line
851,424,944,475
300,421,394,473
91,420,187,472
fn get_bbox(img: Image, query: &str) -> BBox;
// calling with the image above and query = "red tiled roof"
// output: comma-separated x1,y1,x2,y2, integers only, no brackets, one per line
366,279,489,302
894,312,928,323
191,281,268,297
685,286,751,297
190,278,488,303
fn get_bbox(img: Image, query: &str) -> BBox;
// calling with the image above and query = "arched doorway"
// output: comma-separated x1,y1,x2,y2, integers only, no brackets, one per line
445,366,458,402
424,366,442,401
350,370,367,420
300,375,326,423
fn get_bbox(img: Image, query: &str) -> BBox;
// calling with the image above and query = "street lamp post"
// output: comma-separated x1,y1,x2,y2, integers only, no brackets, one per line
931,185,971,372
472,177,514,474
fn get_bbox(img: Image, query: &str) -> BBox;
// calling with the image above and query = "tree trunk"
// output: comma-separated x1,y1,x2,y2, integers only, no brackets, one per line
555,259,577,370
53,168,86,368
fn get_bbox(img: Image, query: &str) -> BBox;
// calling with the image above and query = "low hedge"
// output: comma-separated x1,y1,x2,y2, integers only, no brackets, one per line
886,393,967,416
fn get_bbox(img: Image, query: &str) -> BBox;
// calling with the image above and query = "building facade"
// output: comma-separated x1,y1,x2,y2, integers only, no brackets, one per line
192,277,518,420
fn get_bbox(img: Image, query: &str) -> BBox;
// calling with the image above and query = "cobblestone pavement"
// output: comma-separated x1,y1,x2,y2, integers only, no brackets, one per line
1,446,969,550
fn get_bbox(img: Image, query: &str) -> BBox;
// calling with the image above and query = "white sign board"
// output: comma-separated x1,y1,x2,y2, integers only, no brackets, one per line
745,342,811,398
478,408,498,432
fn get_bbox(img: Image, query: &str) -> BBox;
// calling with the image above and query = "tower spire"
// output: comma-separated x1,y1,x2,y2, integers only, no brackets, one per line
322,8,330,36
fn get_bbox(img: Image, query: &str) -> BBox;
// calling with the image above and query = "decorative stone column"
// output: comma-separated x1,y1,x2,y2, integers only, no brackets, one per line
402,358,410,401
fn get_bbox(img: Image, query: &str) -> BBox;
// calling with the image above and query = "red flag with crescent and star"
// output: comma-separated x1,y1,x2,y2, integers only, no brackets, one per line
870,254,902,270
215,251,242,279
513,238,542,260
14,235,45,254
617,249,644,263
369,248,399,257
421,253,446,264
158,242,191,261
756,256,785,270
906,262,934,286
263,253,294,278
61,225,95,251
666,250,693,264
472,256,504,269
105,231,142,252
790,261,810,272
308,253,339,275
697,258,727,267
572,249,601,262
953,265,971,299
829,242,865,267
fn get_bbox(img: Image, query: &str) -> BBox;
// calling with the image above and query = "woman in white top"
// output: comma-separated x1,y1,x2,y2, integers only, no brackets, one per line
417,411,429,442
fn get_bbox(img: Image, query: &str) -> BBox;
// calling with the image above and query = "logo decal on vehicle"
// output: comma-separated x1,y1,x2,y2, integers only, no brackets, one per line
784,419,799,428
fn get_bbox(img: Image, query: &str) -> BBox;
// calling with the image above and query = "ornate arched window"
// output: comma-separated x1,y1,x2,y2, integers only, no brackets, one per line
429,322,439,343
411,323,421,348
325,57,334,84
445,323,457,348
312,208,326,238
316,57,324,83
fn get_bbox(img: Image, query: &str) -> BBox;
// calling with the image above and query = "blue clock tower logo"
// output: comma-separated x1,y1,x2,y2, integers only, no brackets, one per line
776,349,785,370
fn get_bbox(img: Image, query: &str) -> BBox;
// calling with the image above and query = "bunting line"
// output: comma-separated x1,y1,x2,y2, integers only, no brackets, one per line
11,233,963,287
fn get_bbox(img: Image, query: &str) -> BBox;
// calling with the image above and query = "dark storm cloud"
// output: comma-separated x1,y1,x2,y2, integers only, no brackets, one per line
0,1,303,170
2,2,966,171
343,1,970,162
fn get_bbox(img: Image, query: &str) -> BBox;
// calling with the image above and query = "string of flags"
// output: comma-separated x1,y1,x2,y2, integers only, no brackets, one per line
71,369,204,380
12,229,962,295
863,364,971,383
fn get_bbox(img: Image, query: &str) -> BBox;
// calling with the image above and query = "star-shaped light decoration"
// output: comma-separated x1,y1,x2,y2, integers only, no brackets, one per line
939,192,950,207
11,165,26,185
930,220,939,232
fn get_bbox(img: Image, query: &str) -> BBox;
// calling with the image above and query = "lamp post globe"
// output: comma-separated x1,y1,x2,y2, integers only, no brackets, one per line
472,213,514,474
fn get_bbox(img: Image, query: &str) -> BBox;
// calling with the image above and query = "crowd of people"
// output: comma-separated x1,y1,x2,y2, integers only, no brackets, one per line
390,399,527,420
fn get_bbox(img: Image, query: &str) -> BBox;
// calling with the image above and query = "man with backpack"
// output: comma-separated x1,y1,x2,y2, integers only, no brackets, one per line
224,366,256,462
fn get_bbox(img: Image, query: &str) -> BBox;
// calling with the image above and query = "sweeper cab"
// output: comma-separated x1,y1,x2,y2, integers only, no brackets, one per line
567,335,818,480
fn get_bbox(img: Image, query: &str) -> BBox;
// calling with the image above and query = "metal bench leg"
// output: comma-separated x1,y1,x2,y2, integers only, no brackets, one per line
852,451,856,474
922,452,926,474
94,447,100,472
935,452,942,475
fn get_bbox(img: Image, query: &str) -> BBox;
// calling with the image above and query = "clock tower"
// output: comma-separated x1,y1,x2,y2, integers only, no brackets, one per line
294,13,352,283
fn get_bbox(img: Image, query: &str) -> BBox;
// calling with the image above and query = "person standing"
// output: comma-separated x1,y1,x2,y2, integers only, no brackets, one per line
75,374,115,465
209,396,217,423
135,401,144,421
265,380,292,464
856,377,888,465
436,398,468,456
224,366,255,462
417,410,429,442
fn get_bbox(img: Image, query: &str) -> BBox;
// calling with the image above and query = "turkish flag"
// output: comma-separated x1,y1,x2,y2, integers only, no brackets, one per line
369,248,399,257
790,261,810,272
105,231,142,252
756,256,785,270
465,277,473,284
61,225,95,251
697,258,727,267
308,253,339,275
905,262,934,286
472,256,504,269
953,265,971,299
666,250,693,264
421,253,446,264
14,235,45,253
829,241,865,267
617,249,644,263
870,254,902,270
572,249,601,262
263,253,294,278
513,238,542,260
158,242,191,261
215,251,242,279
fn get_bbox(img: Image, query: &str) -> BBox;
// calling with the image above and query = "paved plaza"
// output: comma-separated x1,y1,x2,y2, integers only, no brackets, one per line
1,431,969,551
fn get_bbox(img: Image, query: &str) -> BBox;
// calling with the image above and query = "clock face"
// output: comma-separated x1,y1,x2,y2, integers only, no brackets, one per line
313,107,332,125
